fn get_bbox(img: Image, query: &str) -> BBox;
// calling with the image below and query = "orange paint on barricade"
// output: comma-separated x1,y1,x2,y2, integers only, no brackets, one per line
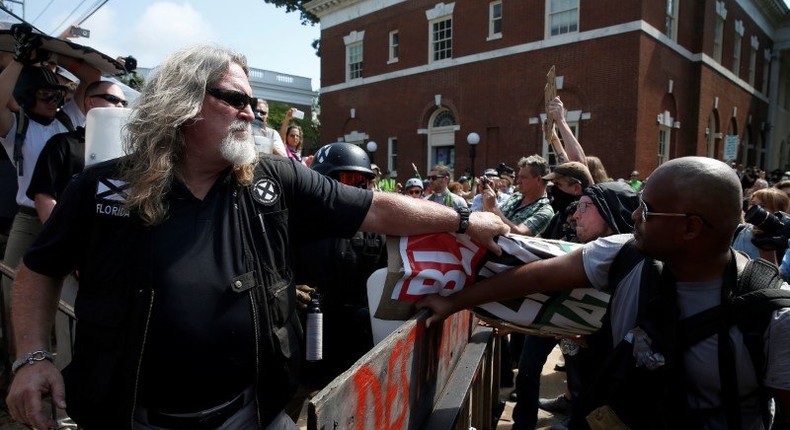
309,310,473,430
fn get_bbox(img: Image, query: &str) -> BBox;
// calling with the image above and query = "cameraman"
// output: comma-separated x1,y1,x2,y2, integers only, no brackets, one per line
733,187,790,264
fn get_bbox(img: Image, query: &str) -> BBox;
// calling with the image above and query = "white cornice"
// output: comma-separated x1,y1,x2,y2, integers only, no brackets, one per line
305,0,407,28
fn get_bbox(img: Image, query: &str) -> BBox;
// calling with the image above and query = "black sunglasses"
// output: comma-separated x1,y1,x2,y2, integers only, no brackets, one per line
89,94,128,107
427,174,447,181
206,88,257,110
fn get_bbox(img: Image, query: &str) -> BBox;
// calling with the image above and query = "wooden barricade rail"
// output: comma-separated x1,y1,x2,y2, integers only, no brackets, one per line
308,309,499,430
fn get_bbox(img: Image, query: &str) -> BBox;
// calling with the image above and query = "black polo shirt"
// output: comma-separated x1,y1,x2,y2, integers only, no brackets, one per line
26,127,85,202
25,156,373,413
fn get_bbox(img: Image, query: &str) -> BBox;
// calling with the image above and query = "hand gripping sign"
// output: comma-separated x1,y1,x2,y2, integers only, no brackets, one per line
375,233,610,337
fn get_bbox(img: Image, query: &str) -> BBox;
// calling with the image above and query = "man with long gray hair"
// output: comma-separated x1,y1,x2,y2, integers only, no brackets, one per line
5,45,508,430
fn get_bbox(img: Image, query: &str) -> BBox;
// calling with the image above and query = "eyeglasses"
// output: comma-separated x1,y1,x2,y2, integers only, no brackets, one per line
36,89,65,104
575,201,595,215
89,94,128,107
638,194,712,227
427,175,446,181
338,171,370,188
407,189,423,196
206,88,257,110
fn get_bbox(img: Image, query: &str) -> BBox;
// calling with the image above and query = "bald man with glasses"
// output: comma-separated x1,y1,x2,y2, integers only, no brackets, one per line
419,157,790,430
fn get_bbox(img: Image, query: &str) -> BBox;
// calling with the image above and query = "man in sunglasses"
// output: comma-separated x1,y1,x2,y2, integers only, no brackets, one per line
419,156,790,430
425,164,468,209
6,45,508,430
28,80,127,223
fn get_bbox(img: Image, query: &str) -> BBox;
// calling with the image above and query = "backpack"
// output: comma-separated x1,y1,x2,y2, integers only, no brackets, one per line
12,107,75,175
576,239,790,430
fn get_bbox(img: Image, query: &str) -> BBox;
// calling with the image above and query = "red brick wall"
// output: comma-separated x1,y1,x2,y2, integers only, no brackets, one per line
316,0,771,181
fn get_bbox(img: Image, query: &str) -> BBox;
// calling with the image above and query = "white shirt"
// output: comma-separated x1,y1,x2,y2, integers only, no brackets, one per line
1,100,85,208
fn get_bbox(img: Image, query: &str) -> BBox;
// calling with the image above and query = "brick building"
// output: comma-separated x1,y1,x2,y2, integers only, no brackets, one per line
305,0,790,181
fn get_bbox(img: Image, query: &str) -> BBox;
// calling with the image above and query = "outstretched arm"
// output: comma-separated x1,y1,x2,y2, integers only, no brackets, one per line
416,247,590,327
360,191,510,254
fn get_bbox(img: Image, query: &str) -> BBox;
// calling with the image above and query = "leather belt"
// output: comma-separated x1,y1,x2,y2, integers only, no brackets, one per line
17,206,37,217
146,391,245,430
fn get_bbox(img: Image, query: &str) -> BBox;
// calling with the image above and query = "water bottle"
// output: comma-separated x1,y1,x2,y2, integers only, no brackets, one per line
306,295,323,361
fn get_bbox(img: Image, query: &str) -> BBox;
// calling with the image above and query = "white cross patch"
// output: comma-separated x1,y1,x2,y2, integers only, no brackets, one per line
252,178,280,206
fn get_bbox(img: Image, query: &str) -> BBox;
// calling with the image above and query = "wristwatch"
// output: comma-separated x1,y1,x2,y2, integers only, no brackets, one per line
11,350,54,374
456,207,471,234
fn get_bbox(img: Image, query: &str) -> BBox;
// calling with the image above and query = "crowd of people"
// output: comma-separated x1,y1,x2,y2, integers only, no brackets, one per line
0,26,787,430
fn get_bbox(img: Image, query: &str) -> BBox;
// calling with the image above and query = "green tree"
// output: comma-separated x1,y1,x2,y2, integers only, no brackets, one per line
266,99,321,154
261,0,319,25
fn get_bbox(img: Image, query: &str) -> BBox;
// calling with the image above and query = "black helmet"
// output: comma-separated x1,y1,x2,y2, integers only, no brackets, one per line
311,142,375,179
14,66,68,110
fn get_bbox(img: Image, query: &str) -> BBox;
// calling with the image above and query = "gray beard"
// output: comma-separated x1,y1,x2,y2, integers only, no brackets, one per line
220,121,257,165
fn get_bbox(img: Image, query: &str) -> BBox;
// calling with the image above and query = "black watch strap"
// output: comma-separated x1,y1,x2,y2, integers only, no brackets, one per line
456,207,471,234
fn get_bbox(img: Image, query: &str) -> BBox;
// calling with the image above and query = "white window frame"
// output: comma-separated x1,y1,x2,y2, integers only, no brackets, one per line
343,31,365,82
388,30,399,64
657,110,673,165
426,3,455,63
732,33,742,75
732,20,744,75
546,0,579,38
387,137,398,174
429,17,453,63
658,127,671,165
762,49,771,95
347,43,363,81
713,2,727,63
487,1,503,41
665,0,679,40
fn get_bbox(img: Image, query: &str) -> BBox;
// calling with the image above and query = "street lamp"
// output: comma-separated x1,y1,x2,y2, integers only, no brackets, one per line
366,141,378,161
467,132,480,180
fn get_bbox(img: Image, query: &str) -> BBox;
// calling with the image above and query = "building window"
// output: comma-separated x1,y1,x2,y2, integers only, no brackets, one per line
732,33,741,75
343,30,365,82
430,17,453,62
548,0,579,37
389,31,399,63
732,20,744,75
658,126,671,165
388,137,398,174
488,1,503,40
347,43,363,80
748,48,757,86
665,0,678,40
713,17,724,62
713,2,727,63
762,50,771,94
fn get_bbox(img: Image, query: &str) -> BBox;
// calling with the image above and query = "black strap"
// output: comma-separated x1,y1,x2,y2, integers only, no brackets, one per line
12,108,75,176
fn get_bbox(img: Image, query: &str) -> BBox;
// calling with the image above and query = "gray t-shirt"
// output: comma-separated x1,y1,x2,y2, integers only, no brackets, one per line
582,234,790,430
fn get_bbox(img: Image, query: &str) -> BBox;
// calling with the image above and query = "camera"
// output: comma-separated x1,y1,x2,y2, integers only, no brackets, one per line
745,205,790,251
70,26,90,38
497,162,514,176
